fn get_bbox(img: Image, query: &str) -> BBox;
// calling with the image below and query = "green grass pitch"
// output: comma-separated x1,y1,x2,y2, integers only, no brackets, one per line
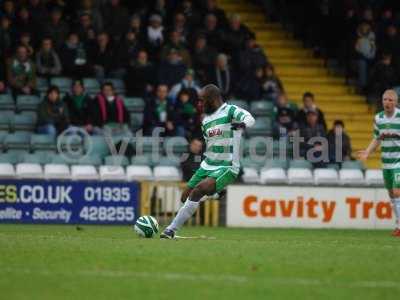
0,225,399,300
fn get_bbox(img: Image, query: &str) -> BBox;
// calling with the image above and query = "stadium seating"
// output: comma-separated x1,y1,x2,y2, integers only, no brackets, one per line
242,167,259,183
287,168,314,185
99,165,126,181
129,112,144,130
124,97,145,113
4,132,31,150
339,169,364,185
250,101,274,117
229,99,249,111
44,164,70,179
289,159,313,169
0,94,15,110
365,169,384,186
71,165,99,180
264,159,288,169
104,78,125,94
22,153,51,164
0,111,14,131
241,156,265,170
131,154,153,166
16,95,41,111
126,165,153,180
37,77,49,92
13,113,36,132
313,168,339,185
83,78,100,93
0,163,15,178
260,167,287,184
153,166,181,181
31,134,56,151
341,160,364,170
16,163,43,179
50,77,72,92
246,117,272,137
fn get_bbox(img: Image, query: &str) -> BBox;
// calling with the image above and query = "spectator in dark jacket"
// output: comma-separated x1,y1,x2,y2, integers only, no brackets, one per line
171,12,190,42
199,13,223,51
157,48,187,87
261,64,283,101
207,53,236,98
75,13,97,45
117,31,142,70
42,7,69,50
89,32,118,80
63,80,92,128
236,67,263,101
191,34,217,83
102,0,129,41
77,0,103,32
161,30,191,66
273,107,298,138
223,14,253,58
327,120,352,164
126,50,155,97
299,109,326,159
297,92,326,131
59,32,92,78
37,85,70,135
202,0,227,28
15,6,38,43
88,82,130,132
239,36,268,74
181,138,203,181
35,38,62,77
0,16,13,57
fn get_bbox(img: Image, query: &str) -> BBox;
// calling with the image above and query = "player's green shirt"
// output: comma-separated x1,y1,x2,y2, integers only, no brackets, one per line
200,103,253,174
374,108,400,169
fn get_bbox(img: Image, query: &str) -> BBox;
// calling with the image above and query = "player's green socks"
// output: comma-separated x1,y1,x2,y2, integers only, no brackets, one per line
167,199,199,232
393,198,400,229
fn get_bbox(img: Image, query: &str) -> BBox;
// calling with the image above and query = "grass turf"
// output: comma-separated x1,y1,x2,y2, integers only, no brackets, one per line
0,225,399,300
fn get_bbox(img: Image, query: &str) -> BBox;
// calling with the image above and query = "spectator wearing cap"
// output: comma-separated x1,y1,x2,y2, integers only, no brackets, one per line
37,85,70,135
126,49,155,97
191,34,217,83
161,30,191,66
88,32,120,80
297,92,326,131
146,14,164,58
7,45,37,96
42,7,69,49
299,109,326,158
222,14,253,58
207,53,236,98
88,82,130,132
59,32,92,78
102,0,129,41
168,68,200,104
239,36,268,74
36,38,62,78
261,64,283,101
63,80,92,129
157,48,187,87
143,84,172,135
327,120,352,164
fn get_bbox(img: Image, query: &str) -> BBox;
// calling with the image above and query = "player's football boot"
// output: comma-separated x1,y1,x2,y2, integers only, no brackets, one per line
391,228,400,237
160,228,175,239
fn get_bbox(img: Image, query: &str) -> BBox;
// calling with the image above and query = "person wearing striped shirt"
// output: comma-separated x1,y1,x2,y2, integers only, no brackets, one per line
161,84,255,239
357,89,400,237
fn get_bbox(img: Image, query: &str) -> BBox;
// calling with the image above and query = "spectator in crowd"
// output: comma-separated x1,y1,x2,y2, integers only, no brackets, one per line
28,0,47,28
236,67,264,101
355,22,376,91
7,45,37,95
0,16,13,57
380,24,400,71
1,0,16,22
75,13,96,45
15,6,37,43
37,85,70,135
157,48,187,87
368,52,398,108
261,64,283,101
273,105,298,138
191,34,217,83
102,0,129,41
126,49,155,97
168,68,200,104
200,13,223,51
202,0,227,28
88,82,130,132
377,8,394,40
178,0,202,29
18,32,34,57
207,53,235,98
239,35,268,74
150,0,167,20
77,0,103,33
274,93,297,113
161,30,191,66
171,12,189,42
63,79,92,129
89,32,119,80
327,120,352,163
42,7,69,49
127,14,144,40
146,14,164,58
143,84,171,135
297,92,326,130
59,32,91,78
299,109,326,159
117,31,142,72
223,14,252,58
168,89,198,137
181,138,203,182
35,38,62,77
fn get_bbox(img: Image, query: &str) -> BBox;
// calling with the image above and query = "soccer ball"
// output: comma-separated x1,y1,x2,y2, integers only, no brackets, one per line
134,215,159,238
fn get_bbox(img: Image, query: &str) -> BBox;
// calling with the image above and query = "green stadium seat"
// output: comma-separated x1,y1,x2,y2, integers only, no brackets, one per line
264,159,288,169
229,99,249,111
31,134,56,151
77,154,102,166
246,117,272,137
0,111,14,131
51,154,74,165
0,131,7,150
163,137,188,154
132,136,162,154
57,133,85,156
104,155,129,166
341,160,364,170
104,78,125,93
37,77,49,92
0,94,15,110
129,112,144,130
22,153,52,164
83,78,100,93
85,135,110,158
50,77,72,92
155,155,181,167
289,159,313,170
13,113,36,131
4,132,31,150
250,101,274,117
327,163,340,170
243,137,271,156
0,152,24,164
131,154,153,166
125,98,145,112
240,156,265,170
16,95,41,111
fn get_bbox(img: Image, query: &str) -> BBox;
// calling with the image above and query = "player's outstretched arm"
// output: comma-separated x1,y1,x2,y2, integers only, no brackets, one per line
356,138,380,161
231,106,255,130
